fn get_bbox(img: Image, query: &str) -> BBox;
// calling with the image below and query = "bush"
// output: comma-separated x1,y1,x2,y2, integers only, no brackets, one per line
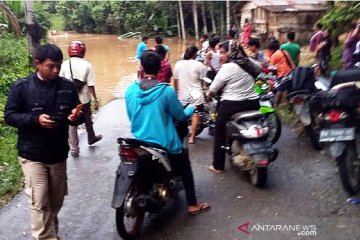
0,33,31,95
0,33,31,204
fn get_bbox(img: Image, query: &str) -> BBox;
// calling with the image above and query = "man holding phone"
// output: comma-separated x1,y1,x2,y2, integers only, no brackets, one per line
4,44,84,240
60,41,102,157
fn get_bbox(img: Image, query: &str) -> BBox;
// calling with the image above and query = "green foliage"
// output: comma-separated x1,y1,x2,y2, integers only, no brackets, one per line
0,33,31,203
48,13,66,31
320,2,360,34
0,33,32,95
329,43,343,70
0,97,21,204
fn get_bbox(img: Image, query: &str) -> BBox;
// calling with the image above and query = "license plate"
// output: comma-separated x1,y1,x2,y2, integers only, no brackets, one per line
243,142,272,154
319,128,355,142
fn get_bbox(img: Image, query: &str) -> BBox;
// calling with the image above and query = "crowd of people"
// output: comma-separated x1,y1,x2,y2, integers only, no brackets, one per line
3,17,360,239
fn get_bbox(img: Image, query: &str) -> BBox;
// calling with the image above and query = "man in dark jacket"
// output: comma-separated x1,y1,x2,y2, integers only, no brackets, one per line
4,44,83,240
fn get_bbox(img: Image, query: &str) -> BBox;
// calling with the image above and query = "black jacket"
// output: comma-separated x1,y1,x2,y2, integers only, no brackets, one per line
4,73,82,163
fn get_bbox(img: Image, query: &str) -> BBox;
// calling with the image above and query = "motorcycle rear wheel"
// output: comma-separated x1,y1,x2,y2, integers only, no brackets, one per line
336,141,360,196
250,167,267,188
116,186,145,240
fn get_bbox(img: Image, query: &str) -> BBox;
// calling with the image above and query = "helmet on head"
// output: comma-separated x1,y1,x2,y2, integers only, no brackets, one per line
68,40,86,58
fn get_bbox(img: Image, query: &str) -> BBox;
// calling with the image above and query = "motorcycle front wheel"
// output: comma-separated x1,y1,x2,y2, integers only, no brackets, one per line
336,141,360,196
116,185,145,240
266,113,281,144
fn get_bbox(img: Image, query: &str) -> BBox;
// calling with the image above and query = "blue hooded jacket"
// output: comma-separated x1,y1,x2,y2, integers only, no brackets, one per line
125,80,195,154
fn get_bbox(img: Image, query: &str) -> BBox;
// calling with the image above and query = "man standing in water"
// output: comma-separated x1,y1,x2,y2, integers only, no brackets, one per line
60,41,102,157
135,36,149,77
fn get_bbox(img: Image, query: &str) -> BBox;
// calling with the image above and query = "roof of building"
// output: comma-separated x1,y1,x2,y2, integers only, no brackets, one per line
234,0,327,12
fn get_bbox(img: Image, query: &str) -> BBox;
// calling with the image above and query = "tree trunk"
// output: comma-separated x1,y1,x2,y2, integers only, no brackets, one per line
220,4,225,36
201,2,207,35
176,3,181,38
0,0,21,38
226,0,230,32
178,0,186,40
192,0,199,40
210,3,216,34
24,0,41,59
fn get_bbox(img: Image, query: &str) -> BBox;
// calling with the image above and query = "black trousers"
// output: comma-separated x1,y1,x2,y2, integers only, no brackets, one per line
212,99,260,171
168,121,197,206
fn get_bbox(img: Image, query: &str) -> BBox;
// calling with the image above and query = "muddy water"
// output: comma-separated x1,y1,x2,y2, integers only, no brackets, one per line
50,33,197,104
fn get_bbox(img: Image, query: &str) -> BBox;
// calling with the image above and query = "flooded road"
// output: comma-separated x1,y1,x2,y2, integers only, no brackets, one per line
51,33,195,104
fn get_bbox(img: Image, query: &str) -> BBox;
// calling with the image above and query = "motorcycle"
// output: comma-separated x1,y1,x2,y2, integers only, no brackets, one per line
111,91,200,240
225,110,279,187
254,73,282,144
190,77,218,136
311,70,360,195
276,66,325,150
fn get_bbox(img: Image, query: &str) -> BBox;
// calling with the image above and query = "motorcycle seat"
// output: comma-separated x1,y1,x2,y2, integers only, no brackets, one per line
117,138,167,152
230,110,263,121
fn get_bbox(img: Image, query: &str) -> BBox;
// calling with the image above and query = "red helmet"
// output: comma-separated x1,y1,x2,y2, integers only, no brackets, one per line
68,40,86,57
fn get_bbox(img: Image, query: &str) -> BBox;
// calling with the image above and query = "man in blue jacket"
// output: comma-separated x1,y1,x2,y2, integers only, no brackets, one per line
125,51,210,215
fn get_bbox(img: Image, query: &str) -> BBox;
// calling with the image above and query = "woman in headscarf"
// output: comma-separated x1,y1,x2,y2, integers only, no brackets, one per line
207,41,260,173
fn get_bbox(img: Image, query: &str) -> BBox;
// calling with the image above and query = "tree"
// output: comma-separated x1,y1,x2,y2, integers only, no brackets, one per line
226,0,230,32
192,0,199,40
178,0,186,39
201,2,207,35
209,2,216,34
24,0,41,58
0,0,21,38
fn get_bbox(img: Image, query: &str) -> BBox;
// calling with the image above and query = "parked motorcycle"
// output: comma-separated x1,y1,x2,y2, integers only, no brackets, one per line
112,91,200,239
276,66,324,150
254,73,282,144
311,70,360,195
190,77,218,136
225,110,279,187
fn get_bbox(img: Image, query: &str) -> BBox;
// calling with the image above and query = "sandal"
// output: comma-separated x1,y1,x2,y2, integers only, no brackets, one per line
188,203,211,215
208,165,225,173
189,139,196,144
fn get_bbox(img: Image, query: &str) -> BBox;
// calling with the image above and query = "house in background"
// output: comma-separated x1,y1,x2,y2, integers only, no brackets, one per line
233,0,327,45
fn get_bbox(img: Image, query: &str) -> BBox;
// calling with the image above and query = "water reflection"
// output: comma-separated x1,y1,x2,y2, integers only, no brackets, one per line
50,33,197,104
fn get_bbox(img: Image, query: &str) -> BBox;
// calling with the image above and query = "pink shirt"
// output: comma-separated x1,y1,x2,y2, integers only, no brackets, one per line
309,31,324,52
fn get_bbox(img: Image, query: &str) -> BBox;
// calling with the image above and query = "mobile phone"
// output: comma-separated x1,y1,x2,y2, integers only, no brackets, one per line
74,104,83,115
50,116,63,121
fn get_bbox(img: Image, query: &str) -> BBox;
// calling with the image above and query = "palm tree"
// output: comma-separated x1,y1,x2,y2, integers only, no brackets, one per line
0,0,21,38
201,2,207,35
178,0,186,40
226,0,230,32
192,0,199,40
209,2,216,34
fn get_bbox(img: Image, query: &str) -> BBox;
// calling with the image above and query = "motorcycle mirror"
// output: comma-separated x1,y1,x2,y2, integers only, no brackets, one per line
189,90,202,100
202,77,213,84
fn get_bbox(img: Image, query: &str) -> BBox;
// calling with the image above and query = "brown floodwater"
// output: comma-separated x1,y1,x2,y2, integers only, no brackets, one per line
50,32,198,104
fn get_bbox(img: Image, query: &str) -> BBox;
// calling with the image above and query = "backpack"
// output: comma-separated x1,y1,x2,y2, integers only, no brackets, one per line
291,67,316,93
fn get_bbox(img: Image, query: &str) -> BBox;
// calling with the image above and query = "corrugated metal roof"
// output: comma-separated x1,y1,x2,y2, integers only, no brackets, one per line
238,0,327,12
261,4,326,12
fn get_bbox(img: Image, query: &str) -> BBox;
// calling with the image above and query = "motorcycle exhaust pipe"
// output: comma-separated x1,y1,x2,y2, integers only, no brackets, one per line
136,195,163,213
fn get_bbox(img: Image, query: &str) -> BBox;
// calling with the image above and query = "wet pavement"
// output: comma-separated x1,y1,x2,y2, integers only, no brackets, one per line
1,98,360,240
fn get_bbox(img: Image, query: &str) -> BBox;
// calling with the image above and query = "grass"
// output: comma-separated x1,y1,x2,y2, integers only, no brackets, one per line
48,13,66,31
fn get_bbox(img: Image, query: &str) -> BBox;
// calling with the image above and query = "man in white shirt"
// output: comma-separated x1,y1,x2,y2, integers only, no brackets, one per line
60,41,102,157
174,45,207,144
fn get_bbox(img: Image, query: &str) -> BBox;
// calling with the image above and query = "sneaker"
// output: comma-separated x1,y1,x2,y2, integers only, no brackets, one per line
71,152,79,157
88,135,102,145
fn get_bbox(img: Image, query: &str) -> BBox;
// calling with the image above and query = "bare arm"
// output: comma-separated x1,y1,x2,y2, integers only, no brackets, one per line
88,86,99,110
